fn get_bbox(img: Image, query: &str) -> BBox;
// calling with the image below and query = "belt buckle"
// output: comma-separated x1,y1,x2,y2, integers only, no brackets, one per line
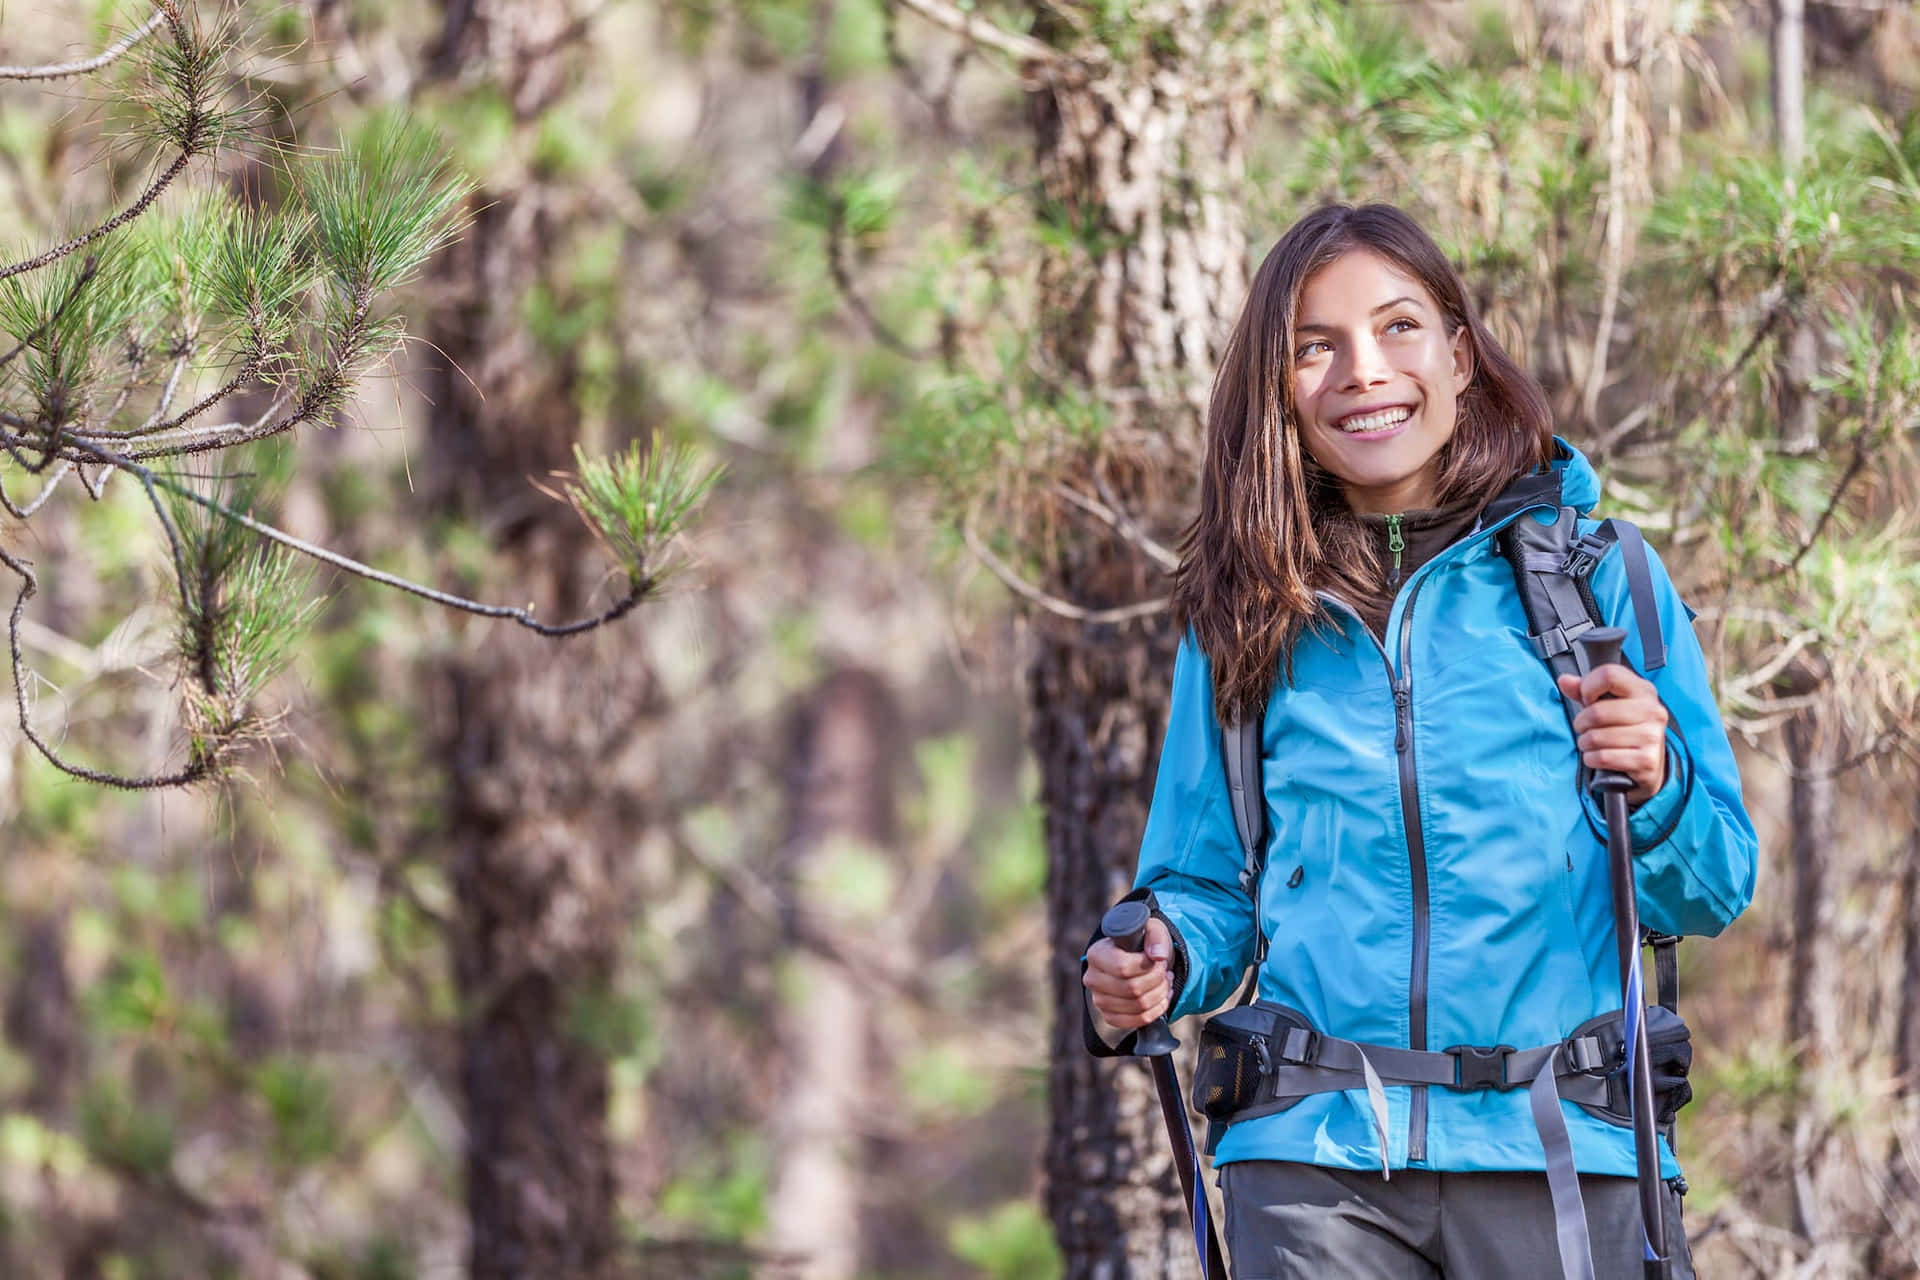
1445,1043,1518,1091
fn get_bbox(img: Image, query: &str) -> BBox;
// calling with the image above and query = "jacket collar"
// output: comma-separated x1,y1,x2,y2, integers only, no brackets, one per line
1478,437,1598,531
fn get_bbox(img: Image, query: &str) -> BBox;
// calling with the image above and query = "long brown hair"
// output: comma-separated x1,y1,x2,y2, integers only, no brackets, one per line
1172,203,1554,724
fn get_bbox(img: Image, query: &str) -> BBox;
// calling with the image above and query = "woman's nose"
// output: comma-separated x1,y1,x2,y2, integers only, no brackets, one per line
1341,337,1392,391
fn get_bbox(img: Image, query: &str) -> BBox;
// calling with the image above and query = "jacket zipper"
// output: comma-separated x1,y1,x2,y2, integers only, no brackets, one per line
1385,513,1406,587
1394,579,1429,1162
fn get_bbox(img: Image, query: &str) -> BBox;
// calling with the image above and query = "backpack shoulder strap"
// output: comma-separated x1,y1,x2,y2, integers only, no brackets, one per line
1223,713,1266,894
1221,712,1269,983
1502,508,1667,721
1598,517,1665,673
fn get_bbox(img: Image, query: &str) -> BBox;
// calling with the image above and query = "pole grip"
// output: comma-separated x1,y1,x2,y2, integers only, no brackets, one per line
1570,627,1635,796
1101,902,1179,1055
1102,901,1151,954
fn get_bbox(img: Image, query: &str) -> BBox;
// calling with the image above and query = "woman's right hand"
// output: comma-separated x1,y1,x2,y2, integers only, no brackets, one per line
1082,917,1174,1030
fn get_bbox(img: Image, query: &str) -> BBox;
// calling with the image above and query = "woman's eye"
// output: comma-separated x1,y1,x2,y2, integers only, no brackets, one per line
1295,341,1329,360
1386,318,1418,334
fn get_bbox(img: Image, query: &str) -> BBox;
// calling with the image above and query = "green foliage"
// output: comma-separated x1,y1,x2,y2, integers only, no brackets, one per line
129,3,254,156
912,734,977,852
810,836,897,920
256,1056,340,1166
0,240,158,425
85,947,171,1035
562,439,723,588
163,444,321,756
902,1042,994,1121
1292,0,1433,119
303,109,471,300
948,1200,1063,1280
979,801,1046,913
79,1079,175,1175
565,984,656,1060
787,167,911,246
653,1135,769,1240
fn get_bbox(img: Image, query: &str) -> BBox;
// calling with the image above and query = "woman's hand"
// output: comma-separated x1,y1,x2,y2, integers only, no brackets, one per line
1556,664,1669,806
1082,917,1173,1030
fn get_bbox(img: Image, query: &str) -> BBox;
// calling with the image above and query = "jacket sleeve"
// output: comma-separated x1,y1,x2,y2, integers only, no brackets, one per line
1132,634,1262,1019
1589,535,1759,938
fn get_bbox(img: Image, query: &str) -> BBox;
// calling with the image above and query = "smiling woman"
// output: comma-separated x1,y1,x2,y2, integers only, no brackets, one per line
1079,203,1758,1280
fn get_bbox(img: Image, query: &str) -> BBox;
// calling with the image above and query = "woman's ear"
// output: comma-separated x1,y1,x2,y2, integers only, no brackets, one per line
1450,325,1474,396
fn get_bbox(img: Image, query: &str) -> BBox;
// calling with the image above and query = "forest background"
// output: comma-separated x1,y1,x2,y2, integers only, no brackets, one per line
0,0,1917,1278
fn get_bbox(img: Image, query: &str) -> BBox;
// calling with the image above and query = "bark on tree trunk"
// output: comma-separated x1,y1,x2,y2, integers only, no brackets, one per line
1023,58,1248,1278
1897,815,1920,1099
421,3,625,1275
1784,714,1840,1068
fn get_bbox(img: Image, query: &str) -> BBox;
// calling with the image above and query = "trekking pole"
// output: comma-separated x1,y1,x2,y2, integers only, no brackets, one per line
1101,900,1229,1279
1570,627,1670,1280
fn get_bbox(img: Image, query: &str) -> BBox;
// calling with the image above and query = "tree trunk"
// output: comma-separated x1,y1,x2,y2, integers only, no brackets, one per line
1024,56,1248,1277
420,3,625,1275
1771,0,1821,456
1783,709,1845,1260
767,667,900,1280
1771,0,1807,173
1784,714,1840,1068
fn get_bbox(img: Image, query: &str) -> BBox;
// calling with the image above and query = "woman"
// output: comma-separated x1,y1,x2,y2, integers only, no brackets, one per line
1082,203,1756,1279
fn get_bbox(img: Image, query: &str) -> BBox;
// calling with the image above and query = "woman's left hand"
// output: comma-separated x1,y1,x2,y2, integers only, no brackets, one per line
1555,664,1669,806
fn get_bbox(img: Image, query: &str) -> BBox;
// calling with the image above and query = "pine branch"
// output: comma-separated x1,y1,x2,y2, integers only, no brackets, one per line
0,10,164,81
46,433,654,638
0,254,100,371
0,544,211,790
80,320,271,441
824,196,935,361
884,0,1059,69
0,460,72,518
962,505,1168,624
0,153,193,284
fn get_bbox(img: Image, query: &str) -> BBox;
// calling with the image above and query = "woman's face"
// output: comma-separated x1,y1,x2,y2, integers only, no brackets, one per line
1290,248,1473,515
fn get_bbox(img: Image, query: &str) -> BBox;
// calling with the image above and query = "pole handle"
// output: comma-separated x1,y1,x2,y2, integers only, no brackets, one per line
1101,902,1179,1056
1570,627,1635,796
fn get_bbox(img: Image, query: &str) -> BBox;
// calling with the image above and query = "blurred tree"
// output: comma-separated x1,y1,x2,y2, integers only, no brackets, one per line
878,1,1263,1271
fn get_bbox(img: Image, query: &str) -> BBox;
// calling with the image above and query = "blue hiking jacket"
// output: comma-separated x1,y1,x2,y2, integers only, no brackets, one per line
1137,441,1757,1180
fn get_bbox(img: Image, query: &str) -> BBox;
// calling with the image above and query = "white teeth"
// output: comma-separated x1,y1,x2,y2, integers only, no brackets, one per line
1337,406,1413,434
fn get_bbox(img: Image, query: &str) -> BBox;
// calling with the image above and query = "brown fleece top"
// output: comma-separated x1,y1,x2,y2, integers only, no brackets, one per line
1358,495,1486,638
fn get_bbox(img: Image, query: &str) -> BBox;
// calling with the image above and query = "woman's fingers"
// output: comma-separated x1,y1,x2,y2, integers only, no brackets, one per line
1555,667,1668,802
1558,662,1657,705
1083,929,1173,1028
1569,697,1669,734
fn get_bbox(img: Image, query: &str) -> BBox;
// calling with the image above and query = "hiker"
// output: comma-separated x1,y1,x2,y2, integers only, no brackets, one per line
1081,202,1757,1279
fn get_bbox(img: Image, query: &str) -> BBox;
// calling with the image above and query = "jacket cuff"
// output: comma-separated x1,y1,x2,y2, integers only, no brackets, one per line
1628,724,1694,854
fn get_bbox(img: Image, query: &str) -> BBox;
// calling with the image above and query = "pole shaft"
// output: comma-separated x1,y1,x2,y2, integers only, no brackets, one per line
1605,787,1669,1278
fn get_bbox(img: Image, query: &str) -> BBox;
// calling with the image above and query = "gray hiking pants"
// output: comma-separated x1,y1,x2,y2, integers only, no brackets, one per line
1221,1161,1695,1279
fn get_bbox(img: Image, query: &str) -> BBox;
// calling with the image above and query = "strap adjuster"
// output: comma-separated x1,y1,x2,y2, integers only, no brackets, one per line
1561,1035,1606,1074
1445,1043,1518,1091
1275,1027,1320,1066
1563,532,1611,579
